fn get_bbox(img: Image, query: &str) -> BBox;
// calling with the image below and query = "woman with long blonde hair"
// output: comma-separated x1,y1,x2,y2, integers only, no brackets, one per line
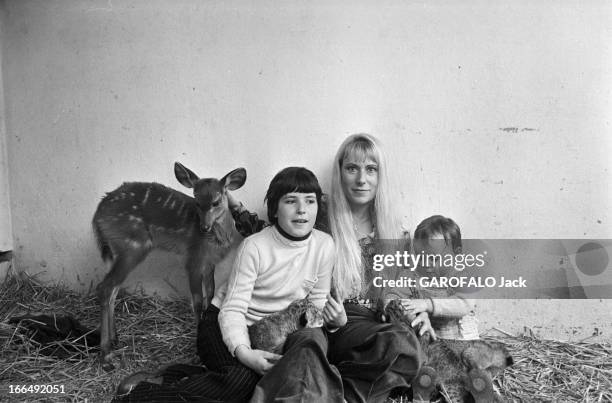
328,133,404,299
327,133,428,402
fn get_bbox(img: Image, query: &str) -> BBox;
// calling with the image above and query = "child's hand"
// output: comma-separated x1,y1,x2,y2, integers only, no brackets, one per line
235,345,282,375
323,292,347,329
401,298,433,315
411,312,437,341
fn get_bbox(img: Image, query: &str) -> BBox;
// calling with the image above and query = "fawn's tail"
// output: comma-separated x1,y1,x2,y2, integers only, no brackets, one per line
92,216,113,263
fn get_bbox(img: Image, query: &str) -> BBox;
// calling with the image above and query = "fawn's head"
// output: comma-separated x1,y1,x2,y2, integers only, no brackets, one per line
174,162,246,233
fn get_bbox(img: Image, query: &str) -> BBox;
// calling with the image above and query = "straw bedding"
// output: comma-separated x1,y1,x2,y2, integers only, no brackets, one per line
1,268,611,402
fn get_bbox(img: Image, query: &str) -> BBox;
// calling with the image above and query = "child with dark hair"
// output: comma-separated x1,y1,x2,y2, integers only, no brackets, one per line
219,166,344,372
403,215,480,340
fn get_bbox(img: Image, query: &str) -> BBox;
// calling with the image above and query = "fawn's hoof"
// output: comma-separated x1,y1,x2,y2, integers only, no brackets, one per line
101,360,115,372
412,366,438,402
99,351,115,372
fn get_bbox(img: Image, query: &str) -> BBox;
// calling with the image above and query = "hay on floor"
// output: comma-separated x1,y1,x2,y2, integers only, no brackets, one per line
1,268,195,402
489,329,612,402
1,268,611,402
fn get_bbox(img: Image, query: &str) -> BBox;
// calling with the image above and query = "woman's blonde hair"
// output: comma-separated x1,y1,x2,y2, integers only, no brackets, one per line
329,133,403,299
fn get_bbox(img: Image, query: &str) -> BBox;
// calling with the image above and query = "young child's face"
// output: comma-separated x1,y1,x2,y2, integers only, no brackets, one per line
414,233,454,276
275,192,318,237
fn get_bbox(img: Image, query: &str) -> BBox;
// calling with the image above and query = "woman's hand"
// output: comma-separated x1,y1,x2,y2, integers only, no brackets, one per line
410,312,437,341
323,292,347,329
401,298,433,316
235,345,282,375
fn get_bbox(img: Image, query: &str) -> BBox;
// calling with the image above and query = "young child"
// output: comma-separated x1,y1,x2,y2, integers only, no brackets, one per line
218,167,346,400
402,215,480,340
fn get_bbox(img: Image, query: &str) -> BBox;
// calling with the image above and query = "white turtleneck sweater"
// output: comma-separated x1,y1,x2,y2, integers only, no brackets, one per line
218,225,335,355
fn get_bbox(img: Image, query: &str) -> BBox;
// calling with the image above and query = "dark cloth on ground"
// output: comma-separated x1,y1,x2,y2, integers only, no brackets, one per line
250,327,344,403
8,314,100,358
328,303,423,403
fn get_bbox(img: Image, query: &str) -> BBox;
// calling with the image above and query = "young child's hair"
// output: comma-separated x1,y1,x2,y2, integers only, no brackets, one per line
264,167,323,225
414,215,462,254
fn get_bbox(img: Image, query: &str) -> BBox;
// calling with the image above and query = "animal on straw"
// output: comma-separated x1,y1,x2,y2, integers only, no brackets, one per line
93,162,246,368
378,298,513,402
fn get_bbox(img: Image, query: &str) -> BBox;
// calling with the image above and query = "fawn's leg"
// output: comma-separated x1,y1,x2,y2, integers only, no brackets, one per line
202,263,215,312
108,286,120,344
186,250,205,326
98,248,148,368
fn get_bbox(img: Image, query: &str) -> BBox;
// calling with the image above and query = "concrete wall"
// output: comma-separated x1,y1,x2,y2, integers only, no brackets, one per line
2,0,611,340
0,3,13,258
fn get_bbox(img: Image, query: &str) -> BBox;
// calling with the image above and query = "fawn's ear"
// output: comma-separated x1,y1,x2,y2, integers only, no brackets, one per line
174,162,200,189
222,168,247,191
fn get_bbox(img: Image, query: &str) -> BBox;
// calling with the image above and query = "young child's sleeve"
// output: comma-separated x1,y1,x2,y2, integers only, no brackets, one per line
308,234,336,310
218,238,259,356
429,296,476,318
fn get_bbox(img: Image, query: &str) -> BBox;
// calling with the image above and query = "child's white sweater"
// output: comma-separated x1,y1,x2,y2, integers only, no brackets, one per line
218,225,335,355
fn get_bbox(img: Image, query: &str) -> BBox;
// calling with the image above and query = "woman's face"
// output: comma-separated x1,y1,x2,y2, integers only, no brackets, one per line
275,192,318,237
340,157,379,208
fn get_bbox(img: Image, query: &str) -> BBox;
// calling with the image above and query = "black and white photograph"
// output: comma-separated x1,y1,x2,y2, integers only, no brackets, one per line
0,1,610,402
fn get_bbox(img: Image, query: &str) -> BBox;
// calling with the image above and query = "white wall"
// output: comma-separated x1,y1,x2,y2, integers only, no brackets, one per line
2,0,611,339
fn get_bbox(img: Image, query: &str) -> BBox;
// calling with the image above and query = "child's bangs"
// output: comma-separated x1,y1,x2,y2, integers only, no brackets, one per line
272,169,321,197
288,171,321,195
415,216,443,238
414,216,462,251
342,140,378,164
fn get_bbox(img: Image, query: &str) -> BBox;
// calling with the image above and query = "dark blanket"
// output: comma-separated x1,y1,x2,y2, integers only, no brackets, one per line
9,314,100,358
